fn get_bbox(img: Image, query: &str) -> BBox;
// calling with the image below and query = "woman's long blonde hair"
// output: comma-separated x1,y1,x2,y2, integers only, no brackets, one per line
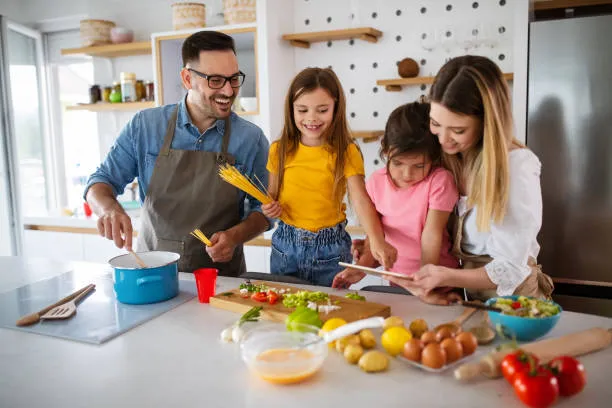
429,56,523,231
270,67,356,208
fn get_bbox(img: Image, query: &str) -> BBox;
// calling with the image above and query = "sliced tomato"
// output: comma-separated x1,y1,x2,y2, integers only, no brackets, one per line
267,291,280,305
511,301,522,309
251,292,268,302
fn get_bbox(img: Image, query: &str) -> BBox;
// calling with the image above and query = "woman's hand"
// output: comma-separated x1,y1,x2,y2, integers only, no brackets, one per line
262,201,282,219
331,268,366,289
389,264,449,294
418,288,463,306
369,238,398,270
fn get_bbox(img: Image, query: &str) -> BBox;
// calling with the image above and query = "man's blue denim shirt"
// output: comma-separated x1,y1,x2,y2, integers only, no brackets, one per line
85,97,270,222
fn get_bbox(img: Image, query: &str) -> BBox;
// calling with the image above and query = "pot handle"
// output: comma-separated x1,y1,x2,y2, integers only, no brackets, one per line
136,276,163,286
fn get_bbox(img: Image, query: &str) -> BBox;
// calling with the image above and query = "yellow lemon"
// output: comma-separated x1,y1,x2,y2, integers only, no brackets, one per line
319,318,347,349
381,326,412,356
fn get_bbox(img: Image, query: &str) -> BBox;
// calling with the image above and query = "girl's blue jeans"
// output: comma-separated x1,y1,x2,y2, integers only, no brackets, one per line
270,220,352,287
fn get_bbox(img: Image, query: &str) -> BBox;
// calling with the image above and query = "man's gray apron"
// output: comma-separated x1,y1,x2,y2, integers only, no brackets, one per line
137,106,246,276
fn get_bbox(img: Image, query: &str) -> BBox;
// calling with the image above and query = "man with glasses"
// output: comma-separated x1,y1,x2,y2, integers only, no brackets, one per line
84,31,270,276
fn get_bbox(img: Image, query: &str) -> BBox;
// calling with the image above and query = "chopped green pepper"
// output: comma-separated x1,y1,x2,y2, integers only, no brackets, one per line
285,306,323,332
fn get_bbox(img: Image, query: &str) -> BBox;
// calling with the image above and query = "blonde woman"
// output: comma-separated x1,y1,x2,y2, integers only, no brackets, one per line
384,55,554,300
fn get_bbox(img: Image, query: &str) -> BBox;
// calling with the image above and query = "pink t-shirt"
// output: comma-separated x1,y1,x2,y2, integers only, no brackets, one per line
366,166,460,276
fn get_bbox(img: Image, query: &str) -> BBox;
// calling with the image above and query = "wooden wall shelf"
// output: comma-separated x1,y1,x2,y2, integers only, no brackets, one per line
377,73,515,92
282,27,382,48
61,41,152,58
533,0,612,10
66,101,155,112
352,130,384,143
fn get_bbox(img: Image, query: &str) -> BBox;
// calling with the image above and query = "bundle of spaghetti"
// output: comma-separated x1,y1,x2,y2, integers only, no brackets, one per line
218,163,273,205
218,163,291,224
191,228,212,247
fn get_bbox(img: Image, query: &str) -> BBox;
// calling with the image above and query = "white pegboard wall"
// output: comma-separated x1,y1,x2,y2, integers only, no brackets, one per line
292,0,516,177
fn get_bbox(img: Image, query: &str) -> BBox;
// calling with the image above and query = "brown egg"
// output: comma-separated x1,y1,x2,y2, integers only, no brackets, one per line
420,331,437,345
402,338,423,362
440,338,463,363
456,331,478,356
435,326,454,343
421,343,447,369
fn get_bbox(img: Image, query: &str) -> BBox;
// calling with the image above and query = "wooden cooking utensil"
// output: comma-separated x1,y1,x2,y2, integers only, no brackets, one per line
459,300,503,313
15,283,95,327
129,250,147,268
39,284,96,320
433,307,478,335
454,327,612,381
469,313,496,345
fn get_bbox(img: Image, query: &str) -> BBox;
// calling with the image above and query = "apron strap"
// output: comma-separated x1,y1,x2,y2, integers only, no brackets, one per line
216,117,234,165
160,106,180,157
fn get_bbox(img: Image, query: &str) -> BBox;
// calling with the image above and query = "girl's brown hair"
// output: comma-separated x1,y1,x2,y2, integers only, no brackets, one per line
381,101,441,169
429,55,523,231
270,67,356,207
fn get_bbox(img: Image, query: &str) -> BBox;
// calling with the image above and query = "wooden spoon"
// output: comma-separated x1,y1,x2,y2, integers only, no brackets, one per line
433,307,478,335
15,284,95,326
129,250,147,268
40,284,96,320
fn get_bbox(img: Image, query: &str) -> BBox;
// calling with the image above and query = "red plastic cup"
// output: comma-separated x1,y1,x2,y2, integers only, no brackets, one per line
193,268,218,303
83,202,92,217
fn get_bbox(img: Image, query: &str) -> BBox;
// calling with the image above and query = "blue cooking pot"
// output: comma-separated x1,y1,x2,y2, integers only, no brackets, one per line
109,251,180,305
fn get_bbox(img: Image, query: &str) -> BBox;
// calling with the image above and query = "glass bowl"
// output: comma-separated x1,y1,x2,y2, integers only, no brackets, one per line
239,323,328,384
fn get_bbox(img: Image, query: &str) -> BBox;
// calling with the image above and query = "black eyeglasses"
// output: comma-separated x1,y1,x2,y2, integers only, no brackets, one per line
187,68,246,89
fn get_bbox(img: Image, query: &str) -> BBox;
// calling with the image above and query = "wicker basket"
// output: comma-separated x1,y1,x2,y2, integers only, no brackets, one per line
80,19,116,47
172,2,206,31
223,0,256,25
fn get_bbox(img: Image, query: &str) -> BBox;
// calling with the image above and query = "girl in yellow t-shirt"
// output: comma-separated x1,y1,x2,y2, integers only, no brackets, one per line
262,67,396,286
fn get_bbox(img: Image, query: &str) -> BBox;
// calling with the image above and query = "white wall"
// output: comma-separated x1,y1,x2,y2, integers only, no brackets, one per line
0,0,26,22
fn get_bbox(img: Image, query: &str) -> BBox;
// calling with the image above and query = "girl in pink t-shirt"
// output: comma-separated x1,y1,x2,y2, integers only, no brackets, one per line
332,102,459,292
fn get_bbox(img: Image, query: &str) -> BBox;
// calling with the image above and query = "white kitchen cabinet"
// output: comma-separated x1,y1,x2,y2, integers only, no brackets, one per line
23,230,84,262
243,245,270,274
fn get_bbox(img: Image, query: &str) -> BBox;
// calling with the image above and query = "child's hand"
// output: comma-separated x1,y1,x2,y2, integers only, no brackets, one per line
331,268,366,289
369,239,397,270
409,264,447,294
262,201,282,219
351,239,365,262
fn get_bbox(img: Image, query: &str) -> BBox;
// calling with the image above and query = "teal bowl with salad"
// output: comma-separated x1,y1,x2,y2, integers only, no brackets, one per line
485,296,562,342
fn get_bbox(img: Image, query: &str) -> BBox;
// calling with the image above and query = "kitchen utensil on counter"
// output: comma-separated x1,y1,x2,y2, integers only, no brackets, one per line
301,316,385,348
484,296,562,341
337,262,408,279
239,323,328,385
128,250,148,268
210,281,391,323
433,307,478,335
469,313,496,345
40,284,96,320
190,229,212,246
15,284,95,327
194,268,217,303
109,251,180,305
455,327,612,381
459,300,503,313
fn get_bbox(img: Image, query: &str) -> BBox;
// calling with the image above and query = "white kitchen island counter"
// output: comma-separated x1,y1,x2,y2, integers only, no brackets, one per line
1,257,611,408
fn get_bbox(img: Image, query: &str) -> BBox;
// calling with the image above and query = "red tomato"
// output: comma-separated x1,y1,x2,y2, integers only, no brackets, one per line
501,350,540,384
548,356,586,397
251,292,268,302
513,366,559,408
267,291,280,305
511,301,522,309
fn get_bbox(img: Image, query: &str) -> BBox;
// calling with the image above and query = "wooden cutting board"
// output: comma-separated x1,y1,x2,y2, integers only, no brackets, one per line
209,281,391,323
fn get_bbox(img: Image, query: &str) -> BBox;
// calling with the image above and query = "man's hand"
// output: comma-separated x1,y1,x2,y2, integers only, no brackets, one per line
97,208,134,250
206,231,237,263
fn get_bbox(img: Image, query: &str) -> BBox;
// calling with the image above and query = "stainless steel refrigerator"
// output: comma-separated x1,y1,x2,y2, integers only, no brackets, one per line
527,14,612,317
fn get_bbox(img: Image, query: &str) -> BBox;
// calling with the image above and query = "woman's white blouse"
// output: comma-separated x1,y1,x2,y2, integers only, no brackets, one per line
459,149,543,296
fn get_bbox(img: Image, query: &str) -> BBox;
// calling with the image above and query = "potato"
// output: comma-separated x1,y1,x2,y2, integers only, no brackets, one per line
409,318,429,339
383,316,404,331
335,334,361,353
344,344,364,364
358,350,389,373
359,329,377,349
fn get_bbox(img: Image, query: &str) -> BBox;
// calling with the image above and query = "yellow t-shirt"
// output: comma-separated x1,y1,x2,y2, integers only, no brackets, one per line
267,142,365,232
